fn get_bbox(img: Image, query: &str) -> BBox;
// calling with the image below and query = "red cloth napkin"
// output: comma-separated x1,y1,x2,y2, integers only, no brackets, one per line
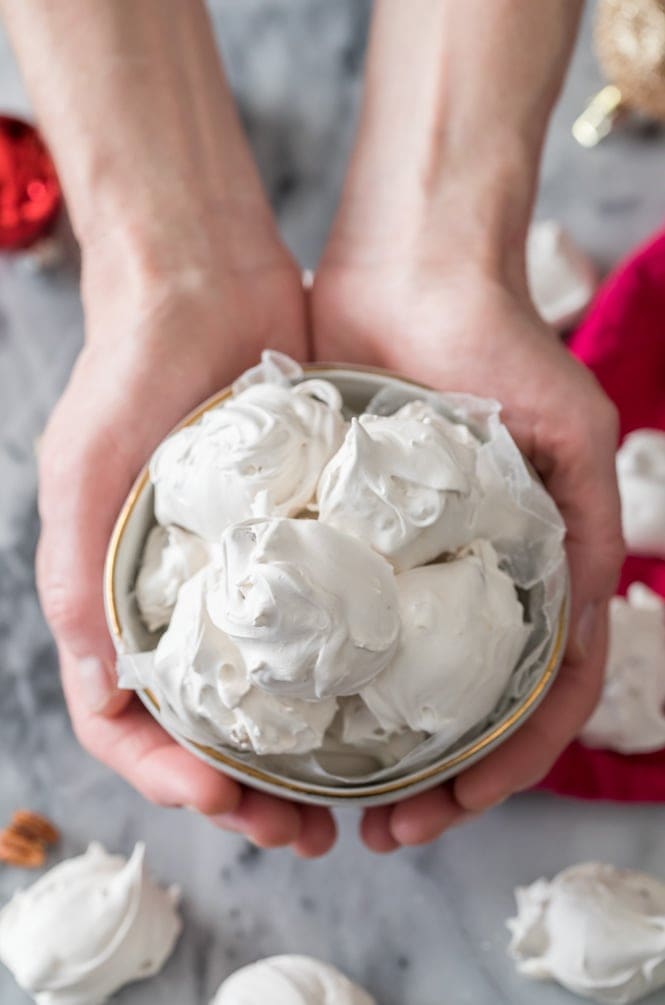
539,227,665,802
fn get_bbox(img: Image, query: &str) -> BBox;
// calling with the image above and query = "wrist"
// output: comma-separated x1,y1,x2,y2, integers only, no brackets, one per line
78,188,288,285
321,146,533,300
79,210,306,370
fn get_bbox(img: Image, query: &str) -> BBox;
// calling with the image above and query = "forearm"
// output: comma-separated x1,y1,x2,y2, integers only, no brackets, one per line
0,0,277,271
327,0,583,285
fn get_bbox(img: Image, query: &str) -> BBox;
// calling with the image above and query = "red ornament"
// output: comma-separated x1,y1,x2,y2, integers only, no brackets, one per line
0,115,61,250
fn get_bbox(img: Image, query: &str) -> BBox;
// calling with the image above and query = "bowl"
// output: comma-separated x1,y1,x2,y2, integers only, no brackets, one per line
104,364,569,807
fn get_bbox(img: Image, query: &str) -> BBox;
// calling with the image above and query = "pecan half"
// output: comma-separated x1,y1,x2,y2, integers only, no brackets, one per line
10,809,60,846
0,830,45,868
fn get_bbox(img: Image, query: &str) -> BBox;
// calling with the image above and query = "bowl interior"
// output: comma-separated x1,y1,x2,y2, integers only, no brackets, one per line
104,366,568,807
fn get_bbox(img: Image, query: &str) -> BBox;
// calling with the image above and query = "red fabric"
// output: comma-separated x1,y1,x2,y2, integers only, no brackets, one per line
539,226,665,802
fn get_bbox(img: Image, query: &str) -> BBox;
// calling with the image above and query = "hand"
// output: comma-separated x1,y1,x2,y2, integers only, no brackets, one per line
311,257,624,852
37,234,336,857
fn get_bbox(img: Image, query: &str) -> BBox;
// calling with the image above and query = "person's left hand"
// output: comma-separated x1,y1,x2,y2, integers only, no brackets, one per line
311,256,624,852
37,226,337,858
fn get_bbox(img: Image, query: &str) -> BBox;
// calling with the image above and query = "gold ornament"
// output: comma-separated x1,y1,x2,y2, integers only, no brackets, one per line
573,0,665,146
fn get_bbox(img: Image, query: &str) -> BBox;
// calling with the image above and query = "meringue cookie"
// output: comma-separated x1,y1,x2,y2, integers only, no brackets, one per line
0,842,181,1005
507,862,665,1004
526,219,596,330
317,402,478,571
135,524,213,631
119,570,336,756
330,695,427,767
210,955,374,1005
207,517,400,700
617,429,665,558
361,540,528,741
580,583,665,754
151,379,345,541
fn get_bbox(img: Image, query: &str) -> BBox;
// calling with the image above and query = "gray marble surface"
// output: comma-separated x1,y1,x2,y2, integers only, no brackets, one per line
1,2,665,1004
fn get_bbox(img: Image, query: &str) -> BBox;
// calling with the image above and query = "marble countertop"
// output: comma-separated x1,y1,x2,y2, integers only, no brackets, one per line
1,2,665,1003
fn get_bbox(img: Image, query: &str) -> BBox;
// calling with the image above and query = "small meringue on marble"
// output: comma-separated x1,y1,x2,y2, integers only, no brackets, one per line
210,955,375,1005
580,583,665,754
507,862,665,1005
317,402,479,572
0,842,181,1005
617,429,665,559
151,379,345,541
361,540,528,742
207,517,400,700
119,570,336,755
526,219,597,330
135,524,213,632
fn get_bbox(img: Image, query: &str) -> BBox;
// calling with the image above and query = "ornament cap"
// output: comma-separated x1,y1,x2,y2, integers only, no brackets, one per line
572,84,624,147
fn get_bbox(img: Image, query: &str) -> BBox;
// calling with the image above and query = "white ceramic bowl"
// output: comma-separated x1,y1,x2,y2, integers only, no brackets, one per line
104,365,569,807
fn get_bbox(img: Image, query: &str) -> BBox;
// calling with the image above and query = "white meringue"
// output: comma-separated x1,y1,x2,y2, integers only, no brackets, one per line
0,843,181,1005
207,517,400,700
210,955,374,1005
617,429,665,559
317,402,478,571
151,379,345,541
119,571,336,756
580,583,665,754
330,696,427,768
507,862,665,1005
135,523,213,631
361,540,528,741
526,219,597,330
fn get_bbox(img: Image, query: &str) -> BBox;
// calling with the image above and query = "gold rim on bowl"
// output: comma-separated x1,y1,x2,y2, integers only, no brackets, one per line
104,364,568,800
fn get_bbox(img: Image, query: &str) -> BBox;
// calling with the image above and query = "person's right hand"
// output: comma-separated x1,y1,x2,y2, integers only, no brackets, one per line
312,255,624,852
37,228,337,857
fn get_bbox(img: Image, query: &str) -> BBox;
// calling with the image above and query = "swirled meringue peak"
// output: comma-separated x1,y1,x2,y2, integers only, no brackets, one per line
361,540,528,741
207,517,400,700
119,570,336,755
135,523,213,632
210,955,375,1005
317,401,479,571
508,862,665,1004
580,583,665,754
617,429,665,559
151,378,345,541
0,842,181,1005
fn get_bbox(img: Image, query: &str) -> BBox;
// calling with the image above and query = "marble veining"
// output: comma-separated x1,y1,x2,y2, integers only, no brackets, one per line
1,2,665,1003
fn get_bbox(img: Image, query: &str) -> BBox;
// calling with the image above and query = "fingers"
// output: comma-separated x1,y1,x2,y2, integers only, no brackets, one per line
534,380,624,632
291,805,338,858
60,648,241,814
62,646,339,854
389,786,467,845
359,595,609,852
360,786,470,852
454,604,609,811
361,806,400,853
210,790,303,848
211,793,338,856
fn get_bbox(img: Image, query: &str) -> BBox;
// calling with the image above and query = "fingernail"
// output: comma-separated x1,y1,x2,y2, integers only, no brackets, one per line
77,656,115,712
575,602,599,661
